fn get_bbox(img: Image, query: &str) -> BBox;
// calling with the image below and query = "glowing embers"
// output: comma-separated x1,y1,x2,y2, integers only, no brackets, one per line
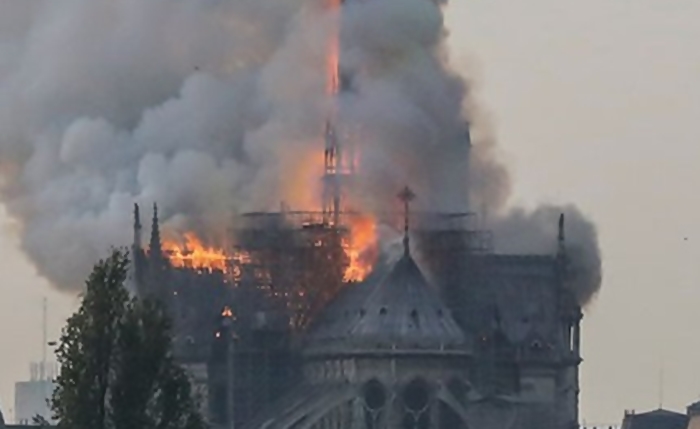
221,306,234,317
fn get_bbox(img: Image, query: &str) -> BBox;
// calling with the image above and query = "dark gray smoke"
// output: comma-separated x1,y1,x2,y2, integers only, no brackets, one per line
489,205,602,305
0,0,601,304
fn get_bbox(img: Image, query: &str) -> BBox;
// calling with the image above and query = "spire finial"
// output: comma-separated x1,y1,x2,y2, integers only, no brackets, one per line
134,203,141,228
133,203,142,250
150,202,162,259
558,213,565,243
557,213,566,256
397,186,415,256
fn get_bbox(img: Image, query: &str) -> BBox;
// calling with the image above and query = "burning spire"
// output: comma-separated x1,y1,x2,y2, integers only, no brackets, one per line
322,0,354,226
323,120,342,226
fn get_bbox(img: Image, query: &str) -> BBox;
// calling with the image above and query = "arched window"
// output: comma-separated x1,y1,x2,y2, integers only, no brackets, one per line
362,379,386,429
402,379,431,429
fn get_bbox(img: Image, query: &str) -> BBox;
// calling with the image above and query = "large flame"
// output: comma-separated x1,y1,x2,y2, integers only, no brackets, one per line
163,217,377,283
163,232,232,272
344,215,378,282
322,0,379,282
160,0,378,287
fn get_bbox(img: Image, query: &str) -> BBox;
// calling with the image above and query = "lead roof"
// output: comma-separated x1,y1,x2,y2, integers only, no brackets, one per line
306,249,468,357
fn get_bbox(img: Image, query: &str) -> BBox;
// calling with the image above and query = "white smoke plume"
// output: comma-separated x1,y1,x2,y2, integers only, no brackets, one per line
0,0,601,304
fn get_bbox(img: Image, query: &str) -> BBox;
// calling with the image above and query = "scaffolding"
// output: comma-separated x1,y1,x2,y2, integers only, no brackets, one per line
232,217,349,330
136,205,495,427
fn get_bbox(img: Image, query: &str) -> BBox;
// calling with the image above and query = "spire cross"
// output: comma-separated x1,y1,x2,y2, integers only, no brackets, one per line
397,186,416,255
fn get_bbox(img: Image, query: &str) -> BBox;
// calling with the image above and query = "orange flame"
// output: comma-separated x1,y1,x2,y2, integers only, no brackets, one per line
343,215,378,282
159,0,380,289
322,0,378,283
163,233,232,272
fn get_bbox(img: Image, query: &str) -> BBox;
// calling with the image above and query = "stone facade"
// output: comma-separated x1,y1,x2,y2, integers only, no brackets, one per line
241,237,582,429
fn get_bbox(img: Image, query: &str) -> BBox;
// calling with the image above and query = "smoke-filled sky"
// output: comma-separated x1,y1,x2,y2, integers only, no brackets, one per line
0,0,698,425
0,0,599,297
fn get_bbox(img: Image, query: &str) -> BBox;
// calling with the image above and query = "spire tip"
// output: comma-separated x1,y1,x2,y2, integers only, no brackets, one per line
397,186,416,256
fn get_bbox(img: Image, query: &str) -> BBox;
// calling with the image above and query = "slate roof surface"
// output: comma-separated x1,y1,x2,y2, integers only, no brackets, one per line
306,250,468,356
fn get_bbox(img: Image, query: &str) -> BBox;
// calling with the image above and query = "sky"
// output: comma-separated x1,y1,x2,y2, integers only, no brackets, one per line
447,0,700,424
1,0,699,425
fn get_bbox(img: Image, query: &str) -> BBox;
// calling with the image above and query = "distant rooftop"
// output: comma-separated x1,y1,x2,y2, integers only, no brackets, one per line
622,408,689,429
688,400,700,416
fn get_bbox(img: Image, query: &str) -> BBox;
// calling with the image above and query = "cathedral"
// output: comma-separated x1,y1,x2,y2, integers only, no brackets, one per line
129,0,584,425
237,206,581,429
131,194,582,429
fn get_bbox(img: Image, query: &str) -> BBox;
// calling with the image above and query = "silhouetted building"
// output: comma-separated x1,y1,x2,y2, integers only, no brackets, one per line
132,197,582,429
13,363,56,426
621,409,689,429
686,402,700,429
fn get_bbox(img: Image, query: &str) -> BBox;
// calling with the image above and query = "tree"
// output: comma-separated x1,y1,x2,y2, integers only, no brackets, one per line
31,415,50,427
51,249,206,429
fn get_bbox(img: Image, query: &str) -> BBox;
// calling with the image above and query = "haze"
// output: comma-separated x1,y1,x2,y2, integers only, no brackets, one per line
1,0,699,425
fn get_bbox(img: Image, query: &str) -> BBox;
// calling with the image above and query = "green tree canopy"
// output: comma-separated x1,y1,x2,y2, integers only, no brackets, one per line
51,249,205,429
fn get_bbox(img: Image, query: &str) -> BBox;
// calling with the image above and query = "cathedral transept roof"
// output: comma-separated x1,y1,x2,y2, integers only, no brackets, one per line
306,249,468,357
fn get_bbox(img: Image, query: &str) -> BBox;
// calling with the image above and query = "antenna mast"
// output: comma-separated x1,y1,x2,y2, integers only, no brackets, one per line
41,297,47,381
658,360,665,409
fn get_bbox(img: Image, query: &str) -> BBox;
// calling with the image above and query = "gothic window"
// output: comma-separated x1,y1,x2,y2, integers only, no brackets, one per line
402,379,430,429
362,379,386,429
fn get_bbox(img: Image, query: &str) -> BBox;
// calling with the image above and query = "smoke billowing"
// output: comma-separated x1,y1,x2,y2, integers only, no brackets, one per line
0,0,601,304
490,205,602,305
